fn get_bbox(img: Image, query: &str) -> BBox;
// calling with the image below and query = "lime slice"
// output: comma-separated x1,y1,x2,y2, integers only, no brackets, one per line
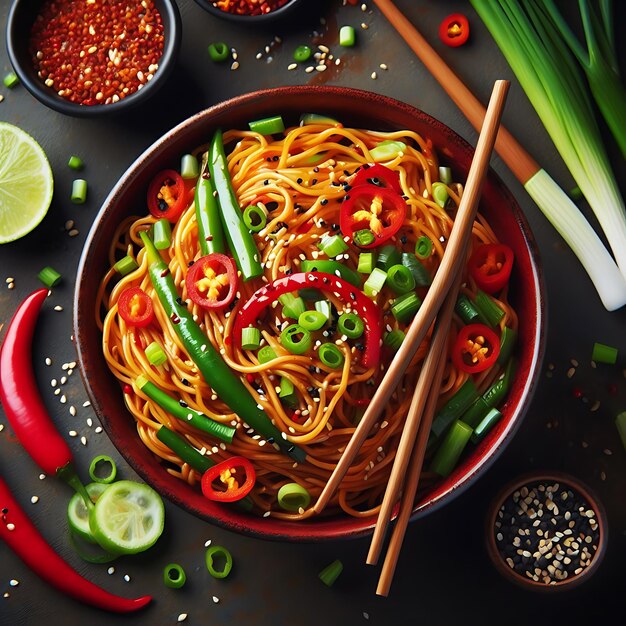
67,482,110,544
89,480,164,555
0,122,53,243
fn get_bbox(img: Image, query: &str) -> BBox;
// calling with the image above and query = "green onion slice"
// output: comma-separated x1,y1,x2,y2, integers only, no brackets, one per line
415,235,433,259
337,313,364,339
241,327,261,350
299,309,328,331
363,268,387,297
249,115,285,135
277,482,311,512
339,25,356,47
257,345,277,364
180,154,199,180
318,343,345,369
145,341,167,366
71,178,87,204
386,264,416,294
243,204,267,232
163,563,186,588
37,265,62,288
205,545,233,579
88,455,117,484
591,341,618,364
153,218,172,250
113,255,139,276
318,233,349,258
280,324,312,355
319,559,344,586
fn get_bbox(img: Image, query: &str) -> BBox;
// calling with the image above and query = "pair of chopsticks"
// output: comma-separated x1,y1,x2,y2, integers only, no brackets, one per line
312,79,510,594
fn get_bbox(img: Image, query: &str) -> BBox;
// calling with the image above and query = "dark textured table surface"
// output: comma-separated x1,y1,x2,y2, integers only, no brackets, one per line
1,1,624,624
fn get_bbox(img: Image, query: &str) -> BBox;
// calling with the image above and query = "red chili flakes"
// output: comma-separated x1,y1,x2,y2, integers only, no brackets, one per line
212,0,290,16
28,0,165,106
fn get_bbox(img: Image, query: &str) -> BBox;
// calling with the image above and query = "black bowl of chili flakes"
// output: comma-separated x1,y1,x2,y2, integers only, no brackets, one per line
6,0,181,117
192,0,306,24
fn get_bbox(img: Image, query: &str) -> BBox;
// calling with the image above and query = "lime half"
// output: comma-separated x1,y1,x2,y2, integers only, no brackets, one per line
0,122,53,243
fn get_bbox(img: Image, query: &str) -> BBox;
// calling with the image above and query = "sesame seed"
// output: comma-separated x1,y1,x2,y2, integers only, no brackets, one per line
288,63,297,70
124,574,131,582
31,495,39,504
212,596,220,603
177,613,187,622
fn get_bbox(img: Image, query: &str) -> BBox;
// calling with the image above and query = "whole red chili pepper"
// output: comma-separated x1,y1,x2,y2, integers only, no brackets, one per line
0,475,151,612
0,289,85,490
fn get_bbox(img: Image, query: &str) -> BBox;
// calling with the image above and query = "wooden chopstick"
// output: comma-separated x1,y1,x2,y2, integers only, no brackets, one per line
376,273,461,597
365,80,510,567
371,0,540,187
313,79,510,515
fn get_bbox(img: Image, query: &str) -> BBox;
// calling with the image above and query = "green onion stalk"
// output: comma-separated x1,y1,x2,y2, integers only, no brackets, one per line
471,0,626,311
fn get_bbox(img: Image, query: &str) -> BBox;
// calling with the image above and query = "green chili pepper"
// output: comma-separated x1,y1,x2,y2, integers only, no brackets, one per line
136,374,235,443
205,545,233,579
195,152,225,256
299,259,362,287
139,232,304,462
209,130,263,281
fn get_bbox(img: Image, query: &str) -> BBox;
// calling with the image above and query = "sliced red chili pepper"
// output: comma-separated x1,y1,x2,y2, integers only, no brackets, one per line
201,456,255,503
439,13,470,47
117,287,154,327
468,243,514,294
451,323,500,374
186,253,237,310
232,272,382,369
340,185,407,249
147,169,187,222
350,164,402,195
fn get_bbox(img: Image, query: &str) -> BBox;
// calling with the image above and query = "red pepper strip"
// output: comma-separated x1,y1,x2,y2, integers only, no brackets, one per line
233,272,382,369
468,243,514,294
147,169,187,222
439,13,470,47
340,185,407,249
0,476,151,612
0,290,73,477
451,323,500,374
350,163,402,195
201,456,255,502
186,253,237,310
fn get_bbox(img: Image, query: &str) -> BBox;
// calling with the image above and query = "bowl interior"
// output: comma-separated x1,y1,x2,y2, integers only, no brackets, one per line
6,0,181,117
74,86,544,540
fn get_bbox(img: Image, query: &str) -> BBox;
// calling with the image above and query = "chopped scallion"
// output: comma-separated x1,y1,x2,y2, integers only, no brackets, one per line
3,72,18,88
339,25,356,47
369,140,406,162
401,252,431,286
353,228,375,247
318,233,349,258
337,313,364,339
163,563,186,589
113,255,139,276
71,179,87,204
208,42,229,62
299,309,328,331
243,204,267,232
363,268,387,297
357,252,376,274
145,341,167,366
279,293,306,320
280,323,312,355
249,115,285,135
383,329,405,352
241,327,261,350
180,154,199,180
67,155,84,171
591,341,618,365
431,182,449,208
277,483,311,512
391,291,421,323
455,293,480,324
473,290,505,328
257,345,276,364
37,265,62,288
438,166,453,184
376,244,401,271
314,300,332,320
318,559,343,587
318,343,344,369
153,218,172,250
415,236,433,259
470,408,502,443
430,419,473,477
386,264,416,294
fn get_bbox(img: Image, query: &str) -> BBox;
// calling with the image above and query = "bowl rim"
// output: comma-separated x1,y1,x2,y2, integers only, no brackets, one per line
6,0,182,117
485,470,608,591
74,85,545,541
191,0,302,23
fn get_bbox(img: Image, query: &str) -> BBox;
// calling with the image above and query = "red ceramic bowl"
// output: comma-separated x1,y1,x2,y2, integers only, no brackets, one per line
74,86,545,541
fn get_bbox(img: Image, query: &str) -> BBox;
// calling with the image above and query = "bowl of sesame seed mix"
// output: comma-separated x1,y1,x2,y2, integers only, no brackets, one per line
192,0,306,24
6,0,181,117
486,472,608,591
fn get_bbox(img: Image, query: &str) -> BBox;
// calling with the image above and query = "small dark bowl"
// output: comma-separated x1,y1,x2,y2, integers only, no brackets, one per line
192,0,305,24
6,0,181,118
74,86,545,541
486,471,608,591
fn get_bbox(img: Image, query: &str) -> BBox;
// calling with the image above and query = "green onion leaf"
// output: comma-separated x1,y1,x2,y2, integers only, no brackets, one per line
383,329,405,352
249,115,285,135
37,265,62,288
318,233,349,258
113,255,139,276
319,559,344,586
391,292,421,323
591,341,618,365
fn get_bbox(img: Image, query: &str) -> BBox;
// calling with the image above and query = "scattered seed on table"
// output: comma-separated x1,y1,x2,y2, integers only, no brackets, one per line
361,22,369,29
370,71,377,79
68,430,77,437
31,495,39,504
80,436,87,446
107,567,115,575
45,357,52,366
123,574,131,582
9,579,18,587
53,305,63,312
68,229,79,237
288,63,297,70
177,615,187,623
0,425,3,432
212,596,220,603
603,448,612,456
566,367,576,378
95,426,103,434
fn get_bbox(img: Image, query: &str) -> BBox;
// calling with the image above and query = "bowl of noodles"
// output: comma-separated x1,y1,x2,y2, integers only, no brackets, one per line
74,86,544,540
